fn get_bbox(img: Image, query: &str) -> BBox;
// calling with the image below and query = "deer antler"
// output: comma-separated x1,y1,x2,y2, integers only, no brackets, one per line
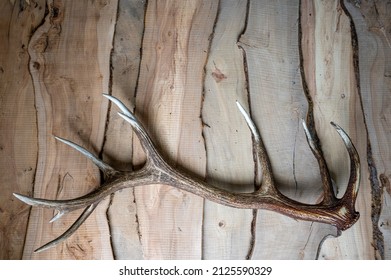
14,94,360,253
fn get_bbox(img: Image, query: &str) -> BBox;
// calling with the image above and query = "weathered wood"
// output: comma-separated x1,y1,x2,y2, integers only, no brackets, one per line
345,0,391,259
202,0,254,259
22,0,117,259
239,0,337,259
301,0,373,259
133,0,218,259
103,0,145,260
2,0,390,260
0,0,45,260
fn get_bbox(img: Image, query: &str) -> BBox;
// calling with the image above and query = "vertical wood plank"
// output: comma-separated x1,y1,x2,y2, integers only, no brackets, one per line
302,0,374,259
240,0,336,259
202,0,255,259
103,0,145,259
0,0,45,260
344,0,391,259
23,0,117,259
133,0,218,259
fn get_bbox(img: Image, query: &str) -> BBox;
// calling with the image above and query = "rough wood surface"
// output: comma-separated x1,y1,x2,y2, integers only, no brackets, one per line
132,0,218,259
239,0,338,259
103,0,145,260
302,0,373,259
0,0,44,260
1,0,390,259
202,0,254,259
344,0,391,260
21,0,117,259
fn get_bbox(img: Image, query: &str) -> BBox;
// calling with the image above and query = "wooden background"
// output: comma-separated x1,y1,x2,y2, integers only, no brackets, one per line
0,0,390,260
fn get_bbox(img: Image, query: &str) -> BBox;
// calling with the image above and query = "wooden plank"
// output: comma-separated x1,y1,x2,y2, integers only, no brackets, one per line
2,0,389,260
344,0,391,259
202,0,255,259
239,0,336,259
103,0,145,259
301,0,374,259
133,0,218,259
0,0,45,260
22,0,117,259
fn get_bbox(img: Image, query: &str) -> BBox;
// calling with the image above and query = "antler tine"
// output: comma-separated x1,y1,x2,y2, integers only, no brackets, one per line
54,136,119,178
104,94,164,164
12,95,166,252
117,112,165,164
13,193,70,211
236,101,276,192
34,203,98,253
13,167,155,212
302,120,336,205
12,136,119,216
330,122,360,210
103,93,133,118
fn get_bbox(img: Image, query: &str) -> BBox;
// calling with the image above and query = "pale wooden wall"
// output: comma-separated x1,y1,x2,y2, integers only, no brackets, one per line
0,0,389,259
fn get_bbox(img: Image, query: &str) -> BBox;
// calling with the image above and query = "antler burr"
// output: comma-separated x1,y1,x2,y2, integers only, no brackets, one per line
14,94,360,253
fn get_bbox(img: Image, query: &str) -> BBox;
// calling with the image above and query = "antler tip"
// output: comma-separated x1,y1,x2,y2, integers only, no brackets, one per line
103,94,135,120
235,102,261,141
330,121,338,128
53,135,65,143
49,210,66,223
235,100,244,112
13,193,34,205
34,243,53,253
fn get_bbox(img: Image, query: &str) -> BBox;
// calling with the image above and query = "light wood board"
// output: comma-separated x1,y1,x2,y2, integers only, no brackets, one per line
1,0,389,259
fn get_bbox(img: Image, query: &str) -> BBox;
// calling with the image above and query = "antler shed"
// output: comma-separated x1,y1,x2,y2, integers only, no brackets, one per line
14,94,360,253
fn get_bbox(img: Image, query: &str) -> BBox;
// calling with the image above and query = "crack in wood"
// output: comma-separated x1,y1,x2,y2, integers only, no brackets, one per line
246,209,257,260
105,193,116,259
238,0,258,260
132,188,143,256
20,0,50,260
101,0,121,260
341,0,385,260
367,143,385,259
299,222,314,259
199,0,221,260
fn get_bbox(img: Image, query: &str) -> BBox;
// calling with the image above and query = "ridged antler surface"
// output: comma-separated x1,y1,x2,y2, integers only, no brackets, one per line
14,94,360,252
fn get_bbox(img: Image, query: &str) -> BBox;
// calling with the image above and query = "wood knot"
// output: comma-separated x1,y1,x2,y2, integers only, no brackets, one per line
211,62,227,83
211,65,227,83
50,1,65,24
32,61,40,70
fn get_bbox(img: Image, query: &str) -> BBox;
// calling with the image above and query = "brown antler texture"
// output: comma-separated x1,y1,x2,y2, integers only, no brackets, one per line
13,94,360,253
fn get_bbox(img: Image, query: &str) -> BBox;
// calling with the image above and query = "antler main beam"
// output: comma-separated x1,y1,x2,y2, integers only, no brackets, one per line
14,94,360,252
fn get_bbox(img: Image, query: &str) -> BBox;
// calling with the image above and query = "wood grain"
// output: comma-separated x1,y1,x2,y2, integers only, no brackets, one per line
0,0,45,260
302,0,373,259
202,0,254,260
133,0,218,259
102,0,145,260
344,0,391,259
1,0,390,259
22,0,117,259
239,0,337,259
